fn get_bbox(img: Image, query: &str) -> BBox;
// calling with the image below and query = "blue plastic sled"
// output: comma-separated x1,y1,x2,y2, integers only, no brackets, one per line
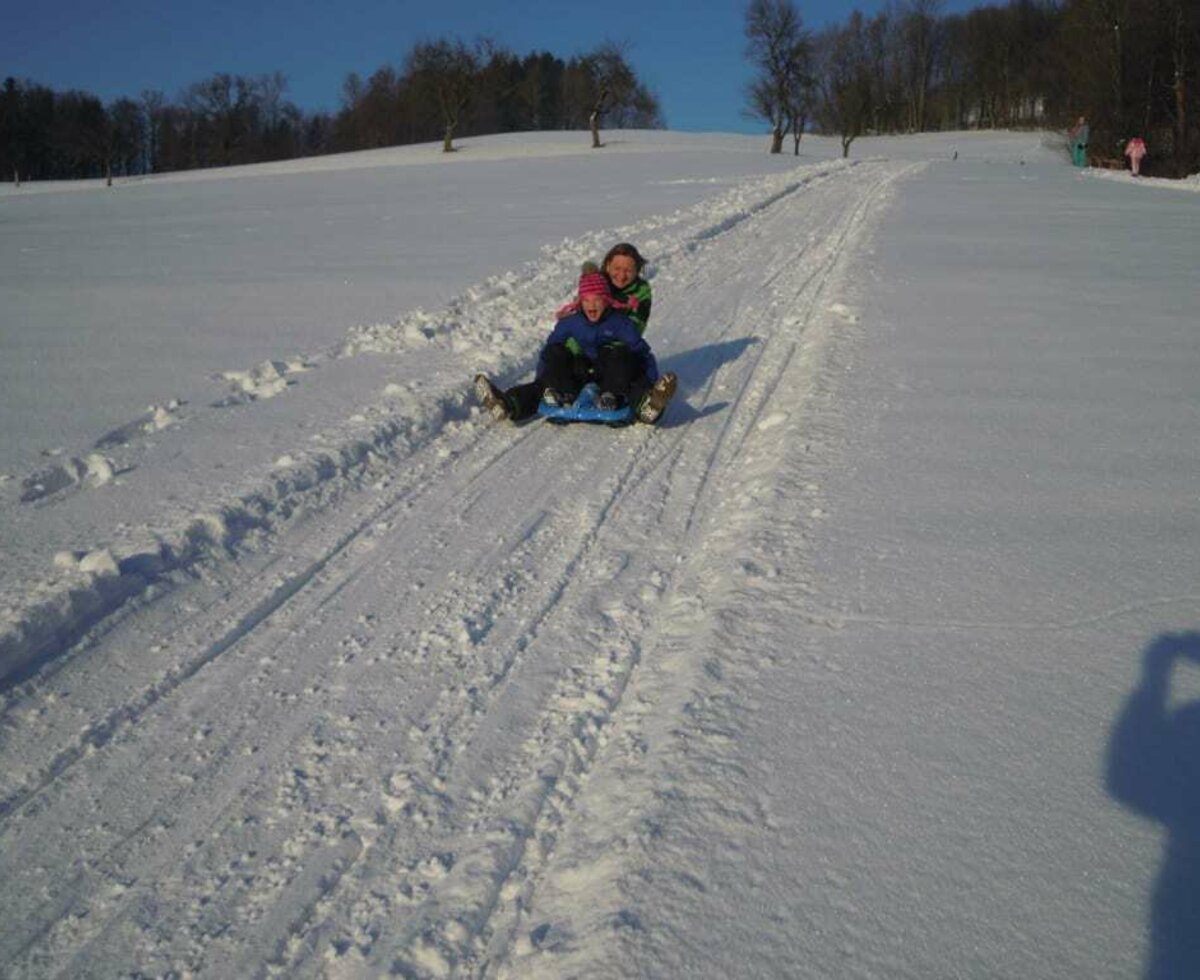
537,383,634,426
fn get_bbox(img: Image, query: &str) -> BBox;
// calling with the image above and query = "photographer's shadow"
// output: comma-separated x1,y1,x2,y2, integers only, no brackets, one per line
1106,632,1200,979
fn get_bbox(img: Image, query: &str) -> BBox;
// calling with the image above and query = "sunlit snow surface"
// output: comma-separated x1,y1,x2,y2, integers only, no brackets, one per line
1,130,1197,978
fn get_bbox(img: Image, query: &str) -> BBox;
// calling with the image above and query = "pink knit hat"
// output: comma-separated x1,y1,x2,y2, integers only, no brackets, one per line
577,263,612,304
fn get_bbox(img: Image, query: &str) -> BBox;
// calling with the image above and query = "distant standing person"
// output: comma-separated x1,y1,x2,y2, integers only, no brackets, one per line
1069,116,1090,167
1124,136,1147,176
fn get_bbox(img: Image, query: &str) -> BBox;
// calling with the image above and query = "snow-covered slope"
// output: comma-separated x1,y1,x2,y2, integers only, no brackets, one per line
1,130,1196,978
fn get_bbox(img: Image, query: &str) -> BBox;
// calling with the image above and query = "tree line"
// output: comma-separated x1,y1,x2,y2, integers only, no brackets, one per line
0,40,662,183
6,2,1196,182
336,40,662,155
746,0,1199,176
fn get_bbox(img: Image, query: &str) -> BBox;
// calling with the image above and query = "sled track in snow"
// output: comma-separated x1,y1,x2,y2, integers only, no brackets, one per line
0,159,860,815
0,165,852,697
0,159,921,978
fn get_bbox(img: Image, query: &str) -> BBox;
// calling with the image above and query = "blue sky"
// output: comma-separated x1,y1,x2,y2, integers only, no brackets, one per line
5,0,982,134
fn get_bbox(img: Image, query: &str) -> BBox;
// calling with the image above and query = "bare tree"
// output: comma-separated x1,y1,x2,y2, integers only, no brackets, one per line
256,71,288,130
182,73,249,166
744,0,812,153
815,14,875,158
338,68,403,148
898,0,945,131
140,90,165,172
407,39,480,152
563,42,660,147
107,98,144,181
787,50,817,154
1,76,23,184
1167,0,1192,169
513,52,560,130
51,90,108,178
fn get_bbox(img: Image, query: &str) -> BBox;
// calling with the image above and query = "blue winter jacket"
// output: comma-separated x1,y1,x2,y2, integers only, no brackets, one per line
538,309,659,382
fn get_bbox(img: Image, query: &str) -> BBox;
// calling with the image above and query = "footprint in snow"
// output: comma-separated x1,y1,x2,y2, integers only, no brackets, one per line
95,400,183,449
19,452,121,503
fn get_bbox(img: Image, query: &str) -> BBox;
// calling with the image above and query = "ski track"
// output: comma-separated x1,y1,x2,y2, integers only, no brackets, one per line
0,158,921,978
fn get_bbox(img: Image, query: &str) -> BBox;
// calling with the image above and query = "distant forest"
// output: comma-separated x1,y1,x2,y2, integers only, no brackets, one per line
789,0,1198,175
2,0,1197,182
0,40,662,183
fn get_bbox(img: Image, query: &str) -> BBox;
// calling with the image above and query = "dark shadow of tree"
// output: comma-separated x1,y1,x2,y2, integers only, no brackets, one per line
1106,631,1200,979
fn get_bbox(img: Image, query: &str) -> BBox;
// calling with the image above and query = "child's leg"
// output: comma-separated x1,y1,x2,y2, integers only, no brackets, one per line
597,346,650,406
503,381,544,420
541,344,588,396
504,344,595,417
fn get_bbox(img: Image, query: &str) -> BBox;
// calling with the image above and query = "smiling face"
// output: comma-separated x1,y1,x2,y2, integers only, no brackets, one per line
605,254,638,290
581,294,608,322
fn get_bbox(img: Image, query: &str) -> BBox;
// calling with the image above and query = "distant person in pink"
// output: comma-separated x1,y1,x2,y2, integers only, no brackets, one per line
1124,136,1147,176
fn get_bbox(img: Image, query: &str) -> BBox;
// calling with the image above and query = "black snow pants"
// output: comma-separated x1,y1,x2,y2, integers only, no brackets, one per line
504,343,651,420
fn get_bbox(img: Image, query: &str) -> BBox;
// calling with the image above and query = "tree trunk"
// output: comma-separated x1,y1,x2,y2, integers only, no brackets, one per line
443,124,455,153
106,158,113,187
769,125,784,153
792,113,807,155
1175,70,1186,169
1111,22,1124,130
1172,7,1187,171
1142,63,1155,136
13,167,19,187
590,87,608,148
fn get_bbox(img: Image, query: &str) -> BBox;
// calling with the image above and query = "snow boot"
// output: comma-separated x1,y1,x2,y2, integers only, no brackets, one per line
475,374,511,421
636,372,677,424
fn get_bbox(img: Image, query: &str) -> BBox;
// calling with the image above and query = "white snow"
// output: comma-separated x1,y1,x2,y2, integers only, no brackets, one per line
1,128,1197,979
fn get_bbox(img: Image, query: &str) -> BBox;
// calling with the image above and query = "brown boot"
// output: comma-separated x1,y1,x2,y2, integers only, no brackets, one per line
474,374,511,420
636,372,677,424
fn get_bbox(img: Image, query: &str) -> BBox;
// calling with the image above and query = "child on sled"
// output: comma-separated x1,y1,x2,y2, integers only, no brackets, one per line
476,262,675,425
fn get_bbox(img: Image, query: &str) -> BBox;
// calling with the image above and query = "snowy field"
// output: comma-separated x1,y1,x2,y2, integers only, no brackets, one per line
1,129,1198,978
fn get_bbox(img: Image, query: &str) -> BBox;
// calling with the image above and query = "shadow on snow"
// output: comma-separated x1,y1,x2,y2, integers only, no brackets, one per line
1106,631,1200,979
658,336,759,430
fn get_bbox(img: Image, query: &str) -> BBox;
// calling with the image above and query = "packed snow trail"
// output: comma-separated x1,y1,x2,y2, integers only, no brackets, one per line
499,159,1200,979
0,158,916,976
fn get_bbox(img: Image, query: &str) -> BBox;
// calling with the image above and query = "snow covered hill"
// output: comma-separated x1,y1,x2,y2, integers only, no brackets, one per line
1,130,1197,978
